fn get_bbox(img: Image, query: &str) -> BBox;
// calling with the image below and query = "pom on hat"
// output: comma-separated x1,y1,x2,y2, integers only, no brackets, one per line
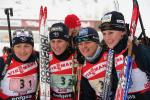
64,14,81,29
99,11,126,31
49,22,70,41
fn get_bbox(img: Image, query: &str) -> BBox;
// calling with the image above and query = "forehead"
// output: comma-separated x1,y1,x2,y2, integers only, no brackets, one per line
50,39,67,42
102,30,123,33
13,43,33,46
78,41,96,44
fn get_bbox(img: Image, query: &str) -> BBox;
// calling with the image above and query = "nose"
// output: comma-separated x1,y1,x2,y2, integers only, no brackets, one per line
80,42,87,49
51,41,59,50
53,42,57,48
20,46,27,54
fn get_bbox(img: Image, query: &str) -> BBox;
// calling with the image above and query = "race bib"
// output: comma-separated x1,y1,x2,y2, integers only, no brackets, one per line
9,75,35,94
51,74,73,93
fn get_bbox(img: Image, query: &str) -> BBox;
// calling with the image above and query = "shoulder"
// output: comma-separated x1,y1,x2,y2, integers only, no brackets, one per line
0,56,5,73
133,43,150,56
138,44,150,51
133,44,150,72
0,56,4,65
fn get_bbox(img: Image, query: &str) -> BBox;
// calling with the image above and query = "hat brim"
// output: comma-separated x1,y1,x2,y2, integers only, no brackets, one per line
99,23,126,32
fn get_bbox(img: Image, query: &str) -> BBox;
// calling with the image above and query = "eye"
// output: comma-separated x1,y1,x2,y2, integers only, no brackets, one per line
15,45,21,48
24,45,31,48
102,32,106,36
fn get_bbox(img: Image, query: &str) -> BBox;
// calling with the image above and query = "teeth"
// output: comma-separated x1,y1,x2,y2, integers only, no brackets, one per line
55,49,59,51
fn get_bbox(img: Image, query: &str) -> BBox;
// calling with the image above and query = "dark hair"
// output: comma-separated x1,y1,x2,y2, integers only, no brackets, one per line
3,46,11,54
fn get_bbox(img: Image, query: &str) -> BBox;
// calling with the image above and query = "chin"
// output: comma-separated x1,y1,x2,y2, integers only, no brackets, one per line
108,45,114,49
20,58,28,62
84,54,91,58
55,52,62,55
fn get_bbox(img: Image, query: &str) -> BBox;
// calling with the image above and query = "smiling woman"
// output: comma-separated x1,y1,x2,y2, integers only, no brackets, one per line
0,28,39,100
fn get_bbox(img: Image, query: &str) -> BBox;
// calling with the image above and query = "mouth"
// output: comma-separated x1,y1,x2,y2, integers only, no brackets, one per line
106,40,114,46
82,48,90,55
53,48,60,52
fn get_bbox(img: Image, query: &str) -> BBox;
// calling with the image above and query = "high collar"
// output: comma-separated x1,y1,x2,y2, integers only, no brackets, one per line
86,46,104,64
12,52,38,63
113,35,128,54
53,46,74,61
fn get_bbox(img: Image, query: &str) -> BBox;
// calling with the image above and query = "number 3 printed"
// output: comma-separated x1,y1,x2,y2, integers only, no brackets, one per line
20,79,24,89
60,76,73,86
20,79,32,89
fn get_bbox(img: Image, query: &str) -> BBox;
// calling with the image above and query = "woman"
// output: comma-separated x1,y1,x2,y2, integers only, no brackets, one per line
99,11,150,100
49,22,78,100
0,29,39,100
76,27,108,100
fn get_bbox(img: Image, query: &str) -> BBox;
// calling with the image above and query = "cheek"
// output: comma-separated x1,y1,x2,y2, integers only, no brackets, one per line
90,45,97,54
79,47,84,55
50,43,55,49
61,43,68,51
13,48,21,54
24,48,33,54
50,45,55,51
61,47,66,53
114,35,122,43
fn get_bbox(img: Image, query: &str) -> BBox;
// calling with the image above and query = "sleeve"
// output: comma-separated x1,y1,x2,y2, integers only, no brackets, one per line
132,44,150,73
0,57,5,80
80,76,96,100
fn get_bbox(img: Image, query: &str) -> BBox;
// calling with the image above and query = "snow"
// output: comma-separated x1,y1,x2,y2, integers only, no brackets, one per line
1,0,150,36
0,0,150,55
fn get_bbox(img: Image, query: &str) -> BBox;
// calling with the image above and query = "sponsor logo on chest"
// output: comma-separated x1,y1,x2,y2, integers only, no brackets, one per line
7,62,37,76
50,60,73,72
83,61,107,79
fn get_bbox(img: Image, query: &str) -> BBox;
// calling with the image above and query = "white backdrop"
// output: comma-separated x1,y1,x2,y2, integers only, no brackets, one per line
0,0,150,55
0,0,150,38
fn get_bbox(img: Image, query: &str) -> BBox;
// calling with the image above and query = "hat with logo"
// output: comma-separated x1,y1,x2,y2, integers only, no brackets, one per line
12,29,34,47
99,11,126,31
76,27,100,44
49,22,70,41
64,14,81,29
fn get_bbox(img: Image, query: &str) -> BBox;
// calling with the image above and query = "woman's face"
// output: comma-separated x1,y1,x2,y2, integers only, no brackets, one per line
13,43,33,61
102,30,125,49
78,41,98,57
50,39,69,55
69,26,81,37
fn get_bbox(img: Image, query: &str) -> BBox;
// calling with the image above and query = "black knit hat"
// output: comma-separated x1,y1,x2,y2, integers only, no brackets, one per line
12,29,34,47
99,11,126,31
49,22,70,41
76,27,100,44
